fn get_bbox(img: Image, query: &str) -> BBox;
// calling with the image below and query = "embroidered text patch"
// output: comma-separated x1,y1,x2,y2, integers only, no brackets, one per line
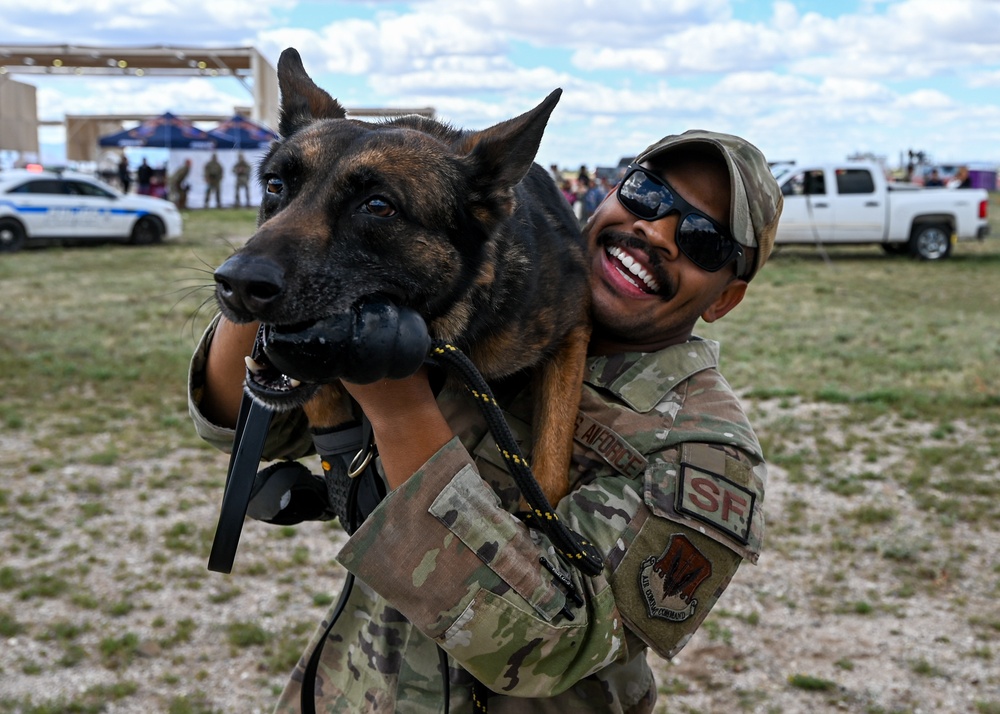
676,462,755,545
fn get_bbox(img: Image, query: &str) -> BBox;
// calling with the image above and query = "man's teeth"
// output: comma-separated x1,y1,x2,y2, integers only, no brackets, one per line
244,355,301,389
607,246,660,292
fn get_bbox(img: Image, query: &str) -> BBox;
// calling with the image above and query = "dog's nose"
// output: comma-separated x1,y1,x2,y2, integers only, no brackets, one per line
214,254,286,315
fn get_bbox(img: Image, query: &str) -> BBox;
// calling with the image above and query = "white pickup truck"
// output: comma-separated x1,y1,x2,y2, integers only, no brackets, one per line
771,162,990,260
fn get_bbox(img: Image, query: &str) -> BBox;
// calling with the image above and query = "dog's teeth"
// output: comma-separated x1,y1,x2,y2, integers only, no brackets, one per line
245,356,265,374
287,378,302,388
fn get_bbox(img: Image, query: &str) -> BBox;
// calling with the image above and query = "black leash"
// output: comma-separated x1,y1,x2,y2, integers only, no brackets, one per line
429,340,602,713
207,392,273,573
429,340,603,577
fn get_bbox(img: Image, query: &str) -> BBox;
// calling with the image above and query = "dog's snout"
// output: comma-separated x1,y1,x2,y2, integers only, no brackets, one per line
214,255,286,316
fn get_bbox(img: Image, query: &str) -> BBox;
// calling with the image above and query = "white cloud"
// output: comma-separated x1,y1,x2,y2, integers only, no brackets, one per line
968,69,1000,88
35,78,249,119
8,0,1000,168
894,88,955,110
819,77,895,104
440,0,733,43
714,72,816,98
0,0,294,43
259,24,379,75
259,13,508,77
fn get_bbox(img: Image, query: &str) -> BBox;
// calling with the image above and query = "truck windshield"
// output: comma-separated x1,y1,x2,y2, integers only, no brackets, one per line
771,164,795,183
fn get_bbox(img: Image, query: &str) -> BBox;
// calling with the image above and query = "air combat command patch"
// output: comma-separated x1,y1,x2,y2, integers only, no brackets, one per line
609,508,745,659
638,533,712,622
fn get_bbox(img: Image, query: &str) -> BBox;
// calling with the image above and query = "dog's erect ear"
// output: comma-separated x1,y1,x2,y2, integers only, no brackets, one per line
460,89,562,193
276,48,347,137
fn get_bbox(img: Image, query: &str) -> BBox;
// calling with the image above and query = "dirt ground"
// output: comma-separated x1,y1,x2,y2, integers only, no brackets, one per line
1,398,998,713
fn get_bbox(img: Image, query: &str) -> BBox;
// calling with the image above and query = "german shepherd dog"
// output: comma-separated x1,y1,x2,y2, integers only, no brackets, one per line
213,48,589,505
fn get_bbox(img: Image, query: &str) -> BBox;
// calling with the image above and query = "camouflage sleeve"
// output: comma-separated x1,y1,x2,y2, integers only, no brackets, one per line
337,437,633,698
187,313,314,460
335,396,767,694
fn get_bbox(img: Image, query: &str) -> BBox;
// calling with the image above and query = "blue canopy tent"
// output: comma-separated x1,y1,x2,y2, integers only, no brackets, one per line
98,112,228,149
208,115,278,150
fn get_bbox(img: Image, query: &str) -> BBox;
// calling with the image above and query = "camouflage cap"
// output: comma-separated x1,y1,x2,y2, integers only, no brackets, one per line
635,130,783,281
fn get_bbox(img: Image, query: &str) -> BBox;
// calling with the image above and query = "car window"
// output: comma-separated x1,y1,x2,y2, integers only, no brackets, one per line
782,170,826,197
66,180,115,198
8,179,70,195
835,169,875,195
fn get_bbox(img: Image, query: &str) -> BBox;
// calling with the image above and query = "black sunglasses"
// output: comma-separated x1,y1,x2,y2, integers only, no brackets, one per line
616,164,747,278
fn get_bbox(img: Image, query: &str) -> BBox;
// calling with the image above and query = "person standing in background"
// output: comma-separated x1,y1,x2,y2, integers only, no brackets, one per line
168,159,191,209
203,153,224,209
117,155,131,194
949,166,972,188
233,153,252,207
136,158,153,196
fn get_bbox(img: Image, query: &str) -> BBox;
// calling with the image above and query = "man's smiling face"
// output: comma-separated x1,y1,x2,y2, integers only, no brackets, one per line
586,146,746,354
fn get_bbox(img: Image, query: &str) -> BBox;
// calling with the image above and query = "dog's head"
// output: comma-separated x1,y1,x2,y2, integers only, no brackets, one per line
215,47,561,330
213,48,563,407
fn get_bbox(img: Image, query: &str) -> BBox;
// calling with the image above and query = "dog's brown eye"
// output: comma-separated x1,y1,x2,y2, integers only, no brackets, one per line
361,196,396,218
266,177,284,195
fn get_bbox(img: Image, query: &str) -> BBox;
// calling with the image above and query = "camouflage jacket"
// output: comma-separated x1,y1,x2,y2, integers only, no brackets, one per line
188,316,766,713
203,160,223,185
233,159,251,183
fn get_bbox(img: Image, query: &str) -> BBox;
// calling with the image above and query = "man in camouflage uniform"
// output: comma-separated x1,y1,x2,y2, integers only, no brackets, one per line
233,153,252,207
168,159,191,209
203,152,224,209
188,129,782,712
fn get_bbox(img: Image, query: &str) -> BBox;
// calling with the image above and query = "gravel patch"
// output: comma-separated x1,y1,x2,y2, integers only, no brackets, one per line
1,399,998,713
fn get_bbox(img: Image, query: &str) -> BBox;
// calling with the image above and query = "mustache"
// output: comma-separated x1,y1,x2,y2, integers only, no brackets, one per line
595,229,675,299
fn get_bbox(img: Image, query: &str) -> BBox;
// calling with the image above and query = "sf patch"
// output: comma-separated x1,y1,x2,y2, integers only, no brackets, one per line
639,534,712,622
676,461,755,545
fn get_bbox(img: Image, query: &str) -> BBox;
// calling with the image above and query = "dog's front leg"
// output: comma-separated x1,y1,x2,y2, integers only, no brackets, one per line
530,320,592,506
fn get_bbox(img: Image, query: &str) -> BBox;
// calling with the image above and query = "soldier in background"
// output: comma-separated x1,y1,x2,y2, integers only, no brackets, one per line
203,153,224,209
168,159,191,210
233,153,252,207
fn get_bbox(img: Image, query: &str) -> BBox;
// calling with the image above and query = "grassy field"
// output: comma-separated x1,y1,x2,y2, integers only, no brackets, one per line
0,199,998,713
2,201,998,444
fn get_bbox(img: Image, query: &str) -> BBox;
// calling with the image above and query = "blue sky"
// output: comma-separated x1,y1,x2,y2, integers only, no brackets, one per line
3,0,1000,171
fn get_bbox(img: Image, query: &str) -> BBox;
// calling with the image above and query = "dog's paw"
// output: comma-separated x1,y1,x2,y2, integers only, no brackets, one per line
263,296,431,385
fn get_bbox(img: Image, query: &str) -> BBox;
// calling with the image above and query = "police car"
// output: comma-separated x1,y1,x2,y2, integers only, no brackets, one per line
0,167,183,252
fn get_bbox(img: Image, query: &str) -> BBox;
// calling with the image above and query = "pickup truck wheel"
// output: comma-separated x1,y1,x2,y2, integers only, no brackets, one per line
909,223,952,261
0,218,27,253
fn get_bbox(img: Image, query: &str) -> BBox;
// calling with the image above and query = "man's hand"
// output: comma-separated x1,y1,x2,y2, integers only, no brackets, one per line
203,318,260,428
340,367,454,490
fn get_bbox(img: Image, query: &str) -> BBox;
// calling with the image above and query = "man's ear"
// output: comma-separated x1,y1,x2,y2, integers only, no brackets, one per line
701,279,748,323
